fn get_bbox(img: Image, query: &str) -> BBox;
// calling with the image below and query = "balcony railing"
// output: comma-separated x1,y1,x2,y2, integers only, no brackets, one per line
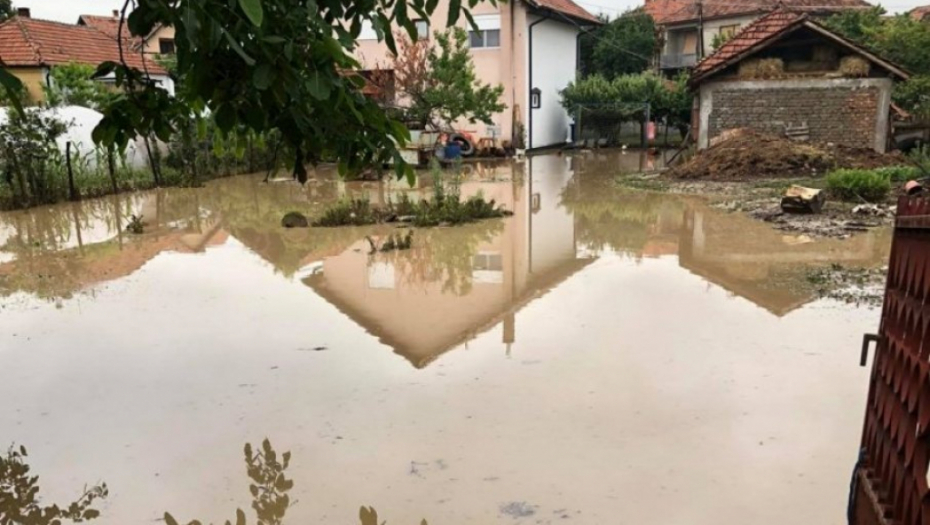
660,53,698,69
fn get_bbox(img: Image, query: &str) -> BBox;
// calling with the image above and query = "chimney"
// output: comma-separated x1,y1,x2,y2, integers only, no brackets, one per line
112,9,119,18
16,7,30,18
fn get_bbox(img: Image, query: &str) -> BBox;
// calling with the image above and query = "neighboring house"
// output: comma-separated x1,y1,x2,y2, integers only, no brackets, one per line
690,9,909,152
644,0,871,72
354,0,601,150
0,8,171,103
909,5,930,21
78,12,178,56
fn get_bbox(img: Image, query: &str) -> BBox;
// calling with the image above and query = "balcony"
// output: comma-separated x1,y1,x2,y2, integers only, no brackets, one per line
660,53,698,69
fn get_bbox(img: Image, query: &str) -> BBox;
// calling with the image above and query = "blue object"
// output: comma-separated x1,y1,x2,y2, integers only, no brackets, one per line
444,142,462,160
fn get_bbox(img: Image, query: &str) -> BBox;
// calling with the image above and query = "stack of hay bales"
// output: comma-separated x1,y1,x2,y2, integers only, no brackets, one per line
739,58,785,79
839,56,870,77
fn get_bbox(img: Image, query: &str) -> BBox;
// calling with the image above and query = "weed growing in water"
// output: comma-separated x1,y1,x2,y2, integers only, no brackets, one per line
313,161,510,228
125,214,145,234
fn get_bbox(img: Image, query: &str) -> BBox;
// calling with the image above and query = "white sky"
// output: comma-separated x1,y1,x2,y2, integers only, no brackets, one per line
14,0,924,24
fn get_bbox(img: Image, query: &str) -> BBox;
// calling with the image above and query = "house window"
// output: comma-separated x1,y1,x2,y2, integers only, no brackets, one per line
414,19,429,39
159,38,175,54
719,24,740,39
468,14,501,49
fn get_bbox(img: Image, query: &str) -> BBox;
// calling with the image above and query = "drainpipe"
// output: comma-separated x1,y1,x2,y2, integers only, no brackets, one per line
527,13,551,151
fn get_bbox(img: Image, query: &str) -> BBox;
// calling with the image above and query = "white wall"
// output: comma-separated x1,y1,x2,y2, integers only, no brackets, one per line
528,154,575,272
528,16,578,149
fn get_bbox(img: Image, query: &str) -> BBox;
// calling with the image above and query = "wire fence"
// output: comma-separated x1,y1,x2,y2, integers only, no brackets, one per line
572,103,687,149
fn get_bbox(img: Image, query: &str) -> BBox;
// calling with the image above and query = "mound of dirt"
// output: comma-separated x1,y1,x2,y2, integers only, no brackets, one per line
669,130,905,181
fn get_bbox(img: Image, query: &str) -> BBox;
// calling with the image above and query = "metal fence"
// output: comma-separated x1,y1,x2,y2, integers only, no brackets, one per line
573,103,687,149
853,194,930,525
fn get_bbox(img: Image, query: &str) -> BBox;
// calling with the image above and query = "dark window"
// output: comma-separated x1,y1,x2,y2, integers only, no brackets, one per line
159,38,175,55
468,29,500,49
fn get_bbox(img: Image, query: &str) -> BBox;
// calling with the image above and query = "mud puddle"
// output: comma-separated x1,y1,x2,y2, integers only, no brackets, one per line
0,152,890,524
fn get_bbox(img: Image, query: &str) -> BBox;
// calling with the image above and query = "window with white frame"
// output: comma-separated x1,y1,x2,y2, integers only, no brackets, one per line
414,19,429,39
468,14,501,49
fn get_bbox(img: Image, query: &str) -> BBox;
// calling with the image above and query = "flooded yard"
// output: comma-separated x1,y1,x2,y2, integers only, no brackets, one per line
0,151,889,524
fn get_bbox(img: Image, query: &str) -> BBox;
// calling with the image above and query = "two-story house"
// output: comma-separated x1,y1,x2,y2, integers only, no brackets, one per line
354,0,601,150
645,0,872,73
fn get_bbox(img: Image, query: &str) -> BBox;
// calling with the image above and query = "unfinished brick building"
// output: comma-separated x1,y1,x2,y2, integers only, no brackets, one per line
689,9,909,152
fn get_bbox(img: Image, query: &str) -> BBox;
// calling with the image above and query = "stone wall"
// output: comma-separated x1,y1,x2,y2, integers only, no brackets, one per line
697,78,893,152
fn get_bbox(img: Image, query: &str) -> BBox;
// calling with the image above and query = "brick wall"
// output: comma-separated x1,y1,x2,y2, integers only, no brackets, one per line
707,85,880,149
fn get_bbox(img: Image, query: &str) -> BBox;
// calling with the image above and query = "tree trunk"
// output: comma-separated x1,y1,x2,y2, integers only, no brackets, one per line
66,142,78,201
107,148,118,194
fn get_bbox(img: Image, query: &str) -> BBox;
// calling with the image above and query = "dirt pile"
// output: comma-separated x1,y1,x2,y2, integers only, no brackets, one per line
669,130,905,181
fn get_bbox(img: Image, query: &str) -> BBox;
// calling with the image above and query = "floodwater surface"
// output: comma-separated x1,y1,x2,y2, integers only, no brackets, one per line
0,151,890,524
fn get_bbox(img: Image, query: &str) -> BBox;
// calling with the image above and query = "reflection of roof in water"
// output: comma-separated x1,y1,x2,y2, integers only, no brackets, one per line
304,256,595,368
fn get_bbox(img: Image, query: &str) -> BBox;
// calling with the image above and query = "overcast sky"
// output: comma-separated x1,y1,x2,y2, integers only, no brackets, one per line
15,0,924,24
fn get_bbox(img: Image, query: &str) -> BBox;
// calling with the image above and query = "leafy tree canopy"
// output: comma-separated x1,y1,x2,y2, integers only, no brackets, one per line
43,62,115,110
580,8,655,78
391,28,505,129
89,0,490,183
823,7,930,118
0,0,12,23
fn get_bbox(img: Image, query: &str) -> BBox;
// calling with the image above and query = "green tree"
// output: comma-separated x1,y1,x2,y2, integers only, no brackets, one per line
581,9,655,78
823,8,930,117
43,62,114,110
0,0,13,23
89,0,490,185
411,28,505,129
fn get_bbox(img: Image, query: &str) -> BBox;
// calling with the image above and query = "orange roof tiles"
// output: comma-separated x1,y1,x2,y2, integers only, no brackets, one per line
77,15,124,41
692,9,804,79
0,16,166,75
645,0,871,25
531,0,602,24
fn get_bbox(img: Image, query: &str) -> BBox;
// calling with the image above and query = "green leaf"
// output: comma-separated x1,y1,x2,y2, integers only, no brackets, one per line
239,0,264,27
462,9,479,33
92,62,118,80
222,29,256,66
307,71,331,100
447,0,462,27
253,64,273,90
262,36,286,44
214,104,236,132
235,509,246,525
164,513,179,525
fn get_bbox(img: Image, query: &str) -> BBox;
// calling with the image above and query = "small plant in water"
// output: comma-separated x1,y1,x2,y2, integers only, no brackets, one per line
314,161,509,228
126,214,145,234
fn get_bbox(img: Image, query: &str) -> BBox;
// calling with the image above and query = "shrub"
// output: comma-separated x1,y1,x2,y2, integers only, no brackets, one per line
825,168,892,202
875,165,921,182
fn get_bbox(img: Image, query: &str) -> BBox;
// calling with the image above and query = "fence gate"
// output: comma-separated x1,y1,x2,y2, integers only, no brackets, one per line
854,195,930,525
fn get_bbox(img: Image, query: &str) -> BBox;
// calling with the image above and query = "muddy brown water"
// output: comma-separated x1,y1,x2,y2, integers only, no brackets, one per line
0,151,891,524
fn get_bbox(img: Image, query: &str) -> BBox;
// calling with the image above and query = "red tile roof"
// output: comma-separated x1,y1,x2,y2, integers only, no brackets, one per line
645,0,871,25
690,8,909,84
530,0,603,24
77,14,123,41
0,16,166,75
910,5,930,20
692,9,803,79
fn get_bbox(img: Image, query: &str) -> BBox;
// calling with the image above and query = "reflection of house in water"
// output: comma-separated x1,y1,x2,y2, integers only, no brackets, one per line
678,208,890,316
304,156,594,368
